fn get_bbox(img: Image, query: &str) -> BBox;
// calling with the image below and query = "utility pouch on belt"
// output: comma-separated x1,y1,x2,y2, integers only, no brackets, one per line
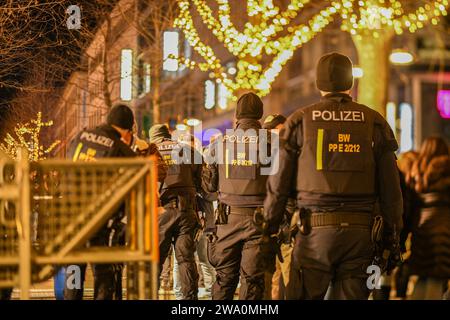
299,207,312,235
253,207,275,236
289,210,300,241
371,215,384,244
371,215,402,273
253,207,264,228
215,202,230,225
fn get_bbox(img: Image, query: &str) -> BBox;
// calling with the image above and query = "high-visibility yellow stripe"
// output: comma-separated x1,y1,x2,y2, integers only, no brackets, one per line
316,129,324,171
72,143,83,161
225,149,229,179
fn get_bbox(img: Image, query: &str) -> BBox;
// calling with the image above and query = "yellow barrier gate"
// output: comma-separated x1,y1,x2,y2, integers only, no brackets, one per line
0,149,159,300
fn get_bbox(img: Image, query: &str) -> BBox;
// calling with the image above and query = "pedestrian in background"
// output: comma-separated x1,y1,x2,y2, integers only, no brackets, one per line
404,137,450,300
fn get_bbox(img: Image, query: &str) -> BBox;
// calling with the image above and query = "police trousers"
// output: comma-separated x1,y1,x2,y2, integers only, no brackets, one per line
287,224,373,300
208,207,266,300
64,225,125,300
158,205,199,300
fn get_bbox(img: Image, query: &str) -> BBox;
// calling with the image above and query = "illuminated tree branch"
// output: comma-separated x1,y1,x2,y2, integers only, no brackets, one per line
175,0,340,98
0,112,60,161
174,0,449,99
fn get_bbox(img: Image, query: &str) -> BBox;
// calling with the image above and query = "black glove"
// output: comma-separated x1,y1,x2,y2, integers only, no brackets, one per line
385,228,402,271
385,245,402,274
265,232,284,261
394,259,410,298
254,208,284,265
374,233,402,274
261,234,281,274
278,217,298,245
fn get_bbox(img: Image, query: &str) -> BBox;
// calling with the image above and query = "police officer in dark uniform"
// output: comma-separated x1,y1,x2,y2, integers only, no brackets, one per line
203,92,272,300
262,114,298,300
64,104,136,300
264,52,403,300
149,124,201,300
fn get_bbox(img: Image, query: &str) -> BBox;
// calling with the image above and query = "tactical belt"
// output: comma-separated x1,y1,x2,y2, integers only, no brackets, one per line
310,212,372,228
163,198,195,211
230,207,261,216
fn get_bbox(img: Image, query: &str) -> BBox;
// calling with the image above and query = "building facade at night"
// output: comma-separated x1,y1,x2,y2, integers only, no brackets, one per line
53,0,450,155
53,72,87,157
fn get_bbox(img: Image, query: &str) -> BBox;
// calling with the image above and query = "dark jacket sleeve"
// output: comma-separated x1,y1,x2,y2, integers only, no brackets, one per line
264,113,302,233
112,140,137,158
373,114,404,238
148,143,167,183
201,143,219,193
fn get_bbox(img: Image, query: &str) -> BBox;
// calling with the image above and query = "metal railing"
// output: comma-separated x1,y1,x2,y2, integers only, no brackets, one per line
0,149,159,299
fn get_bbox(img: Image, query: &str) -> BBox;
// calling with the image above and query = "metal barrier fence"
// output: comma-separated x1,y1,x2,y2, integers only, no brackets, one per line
0,150,159,299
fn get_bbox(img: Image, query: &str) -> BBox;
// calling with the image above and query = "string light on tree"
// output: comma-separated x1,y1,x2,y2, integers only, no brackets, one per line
0,112,60,161
340,0,449,36
174,0,449,98
175,0,340,98
345,0,448,116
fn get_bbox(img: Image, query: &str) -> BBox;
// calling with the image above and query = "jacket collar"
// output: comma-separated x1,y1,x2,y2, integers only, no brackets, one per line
321,92,353,103
235,118,262,130
98,124,121,140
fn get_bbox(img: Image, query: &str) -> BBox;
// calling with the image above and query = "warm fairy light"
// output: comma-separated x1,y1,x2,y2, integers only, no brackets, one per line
341,0,448,36
227,67,237,75
175,0,339,98
174,0,449,98
0,112,60,161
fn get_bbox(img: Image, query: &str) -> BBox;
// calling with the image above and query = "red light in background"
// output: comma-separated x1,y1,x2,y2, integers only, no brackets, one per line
437,90,450,119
